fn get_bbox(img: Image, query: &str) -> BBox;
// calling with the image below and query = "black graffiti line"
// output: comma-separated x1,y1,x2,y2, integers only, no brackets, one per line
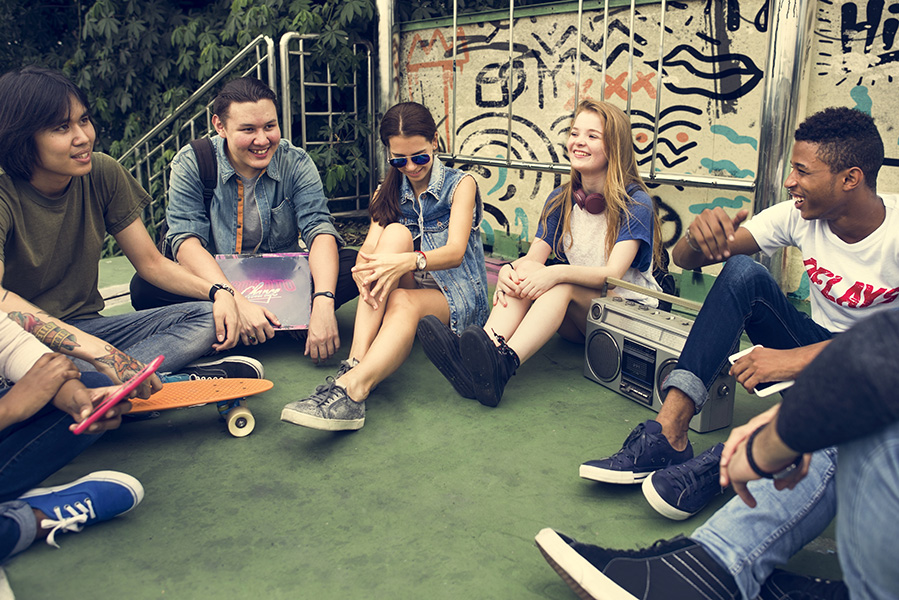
637,154,690,168
631,105,703,120
634,139,699,155
631,120,703,133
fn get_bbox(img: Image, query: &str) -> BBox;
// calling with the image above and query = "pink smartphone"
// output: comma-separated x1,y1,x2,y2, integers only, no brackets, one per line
72,355,164,435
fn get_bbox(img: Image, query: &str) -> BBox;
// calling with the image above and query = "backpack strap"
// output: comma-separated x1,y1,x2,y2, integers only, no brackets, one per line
189,137,217,213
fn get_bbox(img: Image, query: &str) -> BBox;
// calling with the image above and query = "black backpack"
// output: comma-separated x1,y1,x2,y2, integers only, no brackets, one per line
157,138,217,259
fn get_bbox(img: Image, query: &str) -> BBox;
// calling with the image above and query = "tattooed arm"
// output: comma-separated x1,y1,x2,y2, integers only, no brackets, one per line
0,265,161,398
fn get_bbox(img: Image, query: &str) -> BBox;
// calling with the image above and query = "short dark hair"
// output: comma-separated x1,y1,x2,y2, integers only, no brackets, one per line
212,77,278,123
795,107,884,189
0,66,92,181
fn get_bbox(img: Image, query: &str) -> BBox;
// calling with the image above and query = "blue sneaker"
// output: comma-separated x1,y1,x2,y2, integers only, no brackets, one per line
579,420,693,484
642,443,725,520
19,471,144,548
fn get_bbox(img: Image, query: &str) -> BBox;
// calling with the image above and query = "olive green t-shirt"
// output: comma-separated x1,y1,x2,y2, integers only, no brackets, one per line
0,153,150,319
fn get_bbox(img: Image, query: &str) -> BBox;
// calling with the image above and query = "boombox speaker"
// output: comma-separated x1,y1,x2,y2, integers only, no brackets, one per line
584,294,734,433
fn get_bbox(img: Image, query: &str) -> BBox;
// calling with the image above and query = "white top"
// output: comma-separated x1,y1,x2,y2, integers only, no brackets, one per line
563,205,662,306
743,194,899,332
0,311,53,382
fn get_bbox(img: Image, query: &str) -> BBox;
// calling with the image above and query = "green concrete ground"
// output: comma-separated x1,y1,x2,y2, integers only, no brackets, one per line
5,263,838,599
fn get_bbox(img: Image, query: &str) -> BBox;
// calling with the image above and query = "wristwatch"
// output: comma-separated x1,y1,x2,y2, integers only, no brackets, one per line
208,283,235,302
414,250,428,271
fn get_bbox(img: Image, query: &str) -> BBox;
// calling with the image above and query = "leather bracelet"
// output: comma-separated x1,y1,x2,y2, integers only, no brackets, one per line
209,283,234,302
312,291,335,301
745,423,803,480
684,228,702,252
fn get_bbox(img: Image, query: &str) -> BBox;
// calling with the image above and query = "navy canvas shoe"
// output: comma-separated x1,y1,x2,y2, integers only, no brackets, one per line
580,420,693,484
642,442,725,520
759,569,849,600
535,528,739,600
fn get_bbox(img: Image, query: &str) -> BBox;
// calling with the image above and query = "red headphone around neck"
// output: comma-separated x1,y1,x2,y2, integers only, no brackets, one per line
572,187,606,214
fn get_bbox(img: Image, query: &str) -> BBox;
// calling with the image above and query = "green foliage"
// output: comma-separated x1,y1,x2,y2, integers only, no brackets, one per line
2,0,375,256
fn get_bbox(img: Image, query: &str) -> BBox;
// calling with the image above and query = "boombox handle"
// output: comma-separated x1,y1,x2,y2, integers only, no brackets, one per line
604,277,704,313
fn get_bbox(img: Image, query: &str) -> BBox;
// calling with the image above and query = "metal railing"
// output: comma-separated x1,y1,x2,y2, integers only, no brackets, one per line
117,35,277,235
279,34,376,213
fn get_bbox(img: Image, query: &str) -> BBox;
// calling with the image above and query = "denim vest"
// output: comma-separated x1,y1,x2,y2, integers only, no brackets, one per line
399,158,489,334
166,137,341,257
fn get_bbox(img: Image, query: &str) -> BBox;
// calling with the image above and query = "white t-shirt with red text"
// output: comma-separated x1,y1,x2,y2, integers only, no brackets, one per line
743,194,899,332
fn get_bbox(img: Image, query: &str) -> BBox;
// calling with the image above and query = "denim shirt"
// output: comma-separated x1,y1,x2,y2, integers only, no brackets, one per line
399,157,489,334
166,137,342,257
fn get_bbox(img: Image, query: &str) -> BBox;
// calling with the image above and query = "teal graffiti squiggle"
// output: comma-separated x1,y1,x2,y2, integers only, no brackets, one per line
850,86,872,115
514,208,528,241
689,195,752,214
487,154,507,195
699,158,754,179
710,125,758,150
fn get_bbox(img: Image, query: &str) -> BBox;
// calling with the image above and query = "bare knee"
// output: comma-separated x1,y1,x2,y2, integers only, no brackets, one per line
376,223,414,253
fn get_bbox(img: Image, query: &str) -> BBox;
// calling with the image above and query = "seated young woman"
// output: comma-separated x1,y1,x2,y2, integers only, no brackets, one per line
281,102,489,431
418,99,663,407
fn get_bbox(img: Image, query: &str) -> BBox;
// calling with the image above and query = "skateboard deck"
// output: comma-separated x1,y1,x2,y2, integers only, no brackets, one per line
131,378,274,437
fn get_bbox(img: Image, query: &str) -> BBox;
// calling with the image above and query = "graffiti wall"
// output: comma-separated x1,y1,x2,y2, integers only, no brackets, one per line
395,0,899,285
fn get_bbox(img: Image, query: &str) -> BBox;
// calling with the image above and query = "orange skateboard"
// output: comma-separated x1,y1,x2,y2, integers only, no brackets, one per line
130,378,274,437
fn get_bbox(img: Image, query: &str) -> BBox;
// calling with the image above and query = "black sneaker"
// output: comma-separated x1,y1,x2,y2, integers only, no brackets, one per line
178,356,264,380
759,569,849,600
642,443,725,520
460,326,519,407
535,528,739,600
417,316,476,399
579,420,693,484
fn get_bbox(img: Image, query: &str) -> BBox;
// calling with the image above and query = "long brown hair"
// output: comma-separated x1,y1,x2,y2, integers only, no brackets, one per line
370,102,438,226
538,99,662,268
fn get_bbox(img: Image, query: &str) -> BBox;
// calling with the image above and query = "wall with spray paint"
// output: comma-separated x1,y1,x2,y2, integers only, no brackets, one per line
395,0,899,295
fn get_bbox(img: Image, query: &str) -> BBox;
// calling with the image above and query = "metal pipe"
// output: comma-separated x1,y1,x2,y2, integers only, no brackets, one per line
648,0,667,178
505,0,515,162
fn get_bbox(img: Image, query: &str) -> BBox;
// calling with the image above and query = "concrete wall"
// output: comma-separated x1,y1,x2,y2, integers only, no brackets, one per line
395,0,899,295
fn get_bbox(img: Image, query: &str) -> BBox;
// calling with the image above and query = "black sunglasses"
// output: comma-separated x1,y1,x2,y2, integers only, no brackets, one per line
388,153,432,169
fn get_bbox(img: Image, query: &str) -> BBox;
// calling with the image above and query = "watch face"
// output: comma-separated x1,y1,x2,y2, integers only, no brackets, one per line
417,253,427,270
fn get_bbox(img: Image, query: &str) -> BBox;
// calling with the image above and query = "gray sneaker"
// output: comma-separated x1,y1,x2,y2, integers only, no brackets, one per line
281,378,365,431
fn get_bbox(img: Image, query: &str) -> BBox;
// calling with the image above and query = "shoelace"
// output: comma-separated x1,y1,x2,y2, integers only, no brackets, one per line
39,499,95,548
667,449,720,491
188,373,223,380
309,378,342,407
613,424,652,464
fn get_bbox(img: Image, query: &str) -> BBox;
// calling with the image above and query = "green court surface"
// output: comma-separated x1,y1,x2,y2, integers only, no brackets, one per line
5,263,836,599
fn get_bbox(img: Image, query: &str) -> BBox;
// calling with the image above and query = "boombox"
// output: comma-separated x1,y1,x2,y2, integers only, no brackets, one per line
584,296,734,433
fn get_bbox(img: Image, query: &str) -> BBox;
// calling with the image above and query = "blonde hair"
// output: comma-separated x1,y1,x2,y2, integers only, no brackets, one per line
539,99,662,268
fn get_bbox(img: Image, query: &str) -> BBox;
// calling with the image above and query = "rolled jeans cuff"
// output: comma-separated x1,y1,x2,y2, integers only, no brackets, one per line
661,368,708,414
1,501,37,562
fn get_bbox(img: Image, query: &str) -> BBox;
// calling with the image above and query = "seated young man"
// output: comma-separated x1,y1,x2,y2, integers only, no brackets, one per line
130,76,358,363
579,107,899,520
0,66,261,390
0,312,140,562
536,308,899,600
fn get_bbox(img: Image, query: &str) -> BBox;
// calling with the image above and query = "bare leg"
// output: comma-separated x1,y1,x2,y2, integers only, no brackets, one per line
347,223,415,363
338,288,449,402
654,389,694,451
505,284,599,364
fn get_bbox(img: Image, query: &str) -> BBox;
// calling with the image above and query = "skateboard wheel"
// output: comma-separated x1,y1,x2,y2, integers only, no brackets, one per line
227,407,255,437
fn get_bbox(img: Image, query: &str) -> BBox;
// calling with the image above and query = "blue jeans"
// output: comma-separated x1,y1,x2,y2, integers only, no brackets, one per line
836,419,899,599
692,448,838,600
66,302,218,375
0,372,112,563
663,255,834,413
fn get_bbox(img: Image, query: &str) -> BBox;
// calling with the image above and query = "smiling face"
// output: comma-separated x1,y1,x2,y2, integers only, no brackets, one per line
784,141,847,221
567,110,609,178
30,96,96,196
387,134,437,187
213,100,280,179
